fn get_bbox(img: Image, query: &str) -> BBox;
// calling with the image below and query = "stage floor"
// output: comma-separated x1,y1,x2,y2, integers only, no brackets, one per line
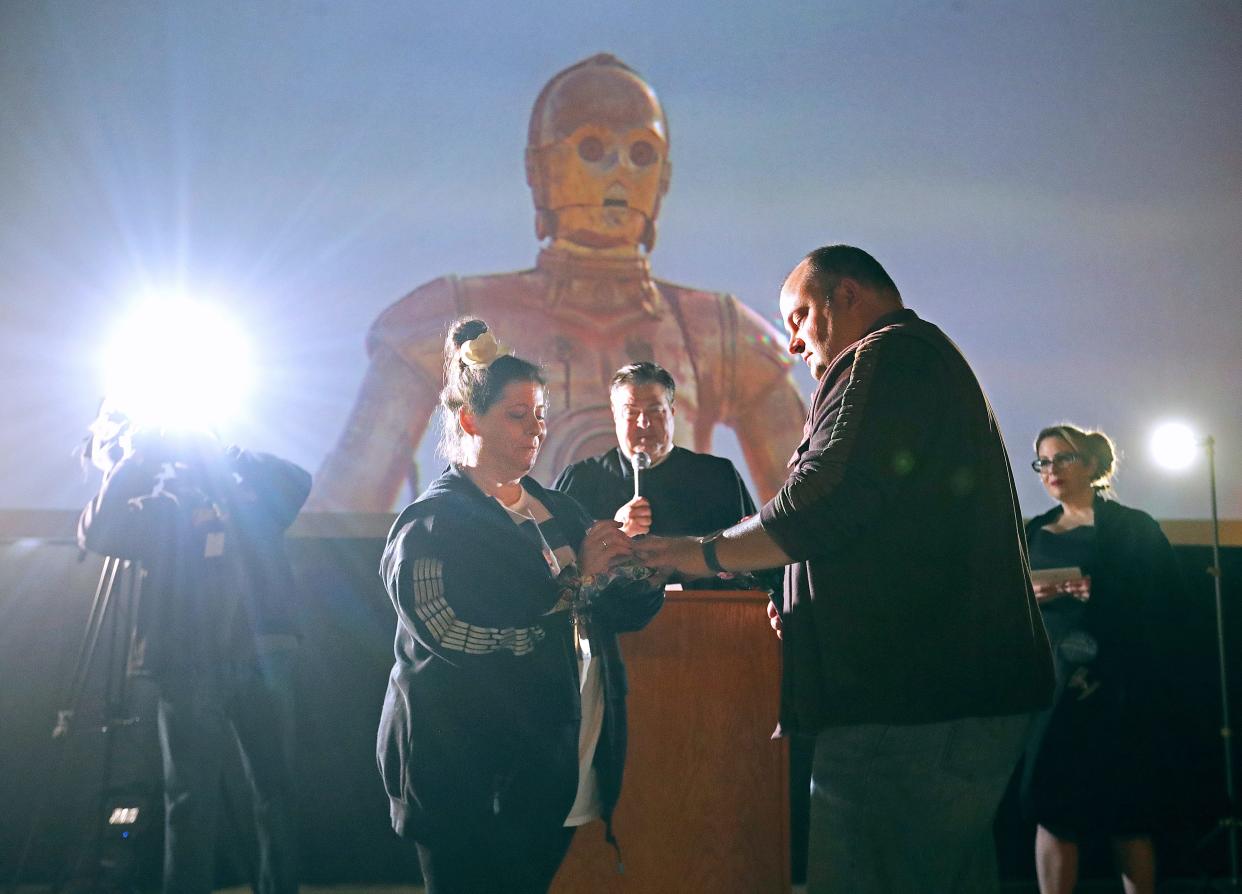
12,880,1219,892
207,884,1230,893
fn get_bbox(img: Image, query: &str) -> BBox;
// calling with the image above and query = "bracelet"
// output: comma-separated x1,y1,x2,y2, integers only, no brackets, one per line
700,534,727,575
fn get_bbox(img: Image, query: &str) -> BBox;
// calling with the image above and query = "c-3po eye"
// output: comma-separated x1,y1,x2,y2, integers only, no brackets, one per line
629,140,656,166
578,136,605,163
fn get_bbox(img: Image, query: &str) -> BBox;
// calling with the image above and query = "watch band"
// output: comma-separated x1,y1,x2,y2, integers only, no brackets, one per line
700,534,727,575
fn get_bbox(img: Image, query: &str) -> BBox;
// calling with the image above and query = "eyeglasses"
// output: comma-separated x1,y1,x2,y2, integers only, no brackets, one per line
1031,452,1081,474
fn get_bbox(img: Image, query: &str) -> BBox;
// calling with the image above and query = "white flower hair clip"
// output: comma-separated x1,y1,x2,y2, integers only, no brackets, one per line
458,331,511,369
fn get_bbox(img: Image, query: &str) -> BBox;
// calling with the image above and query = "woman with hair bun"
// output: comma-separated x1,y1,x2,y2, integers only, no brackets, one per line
1021,423,1184,894
375,319,663,893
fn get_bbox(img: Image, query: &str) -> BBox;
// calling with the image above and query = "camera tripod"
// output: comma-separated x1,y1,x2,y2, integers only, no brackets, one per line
7,554,154,894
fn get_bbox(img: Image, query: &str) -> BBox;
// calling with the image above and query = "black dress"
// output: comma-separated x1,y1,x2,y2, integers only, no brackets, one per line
1020,523,1158,839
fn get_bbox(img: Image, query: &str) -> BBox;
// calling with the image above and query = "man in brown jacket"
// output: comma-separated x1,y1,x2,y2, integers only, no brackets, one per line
639,245,1053,893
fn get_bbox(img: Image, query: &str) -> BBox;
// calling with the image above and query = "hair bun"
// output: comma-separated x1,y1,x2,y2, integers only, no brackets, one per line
457,331,511,369
448,319,489,350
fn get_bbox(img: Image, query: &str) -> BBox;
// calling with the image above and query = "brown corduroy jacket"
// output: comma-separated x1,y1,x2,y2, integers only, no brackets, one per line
760,308,1054,733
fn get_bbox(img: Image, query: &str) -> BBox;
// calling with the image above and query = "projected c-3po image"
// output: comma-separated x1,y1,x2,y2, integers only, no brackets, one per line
312,54,805,511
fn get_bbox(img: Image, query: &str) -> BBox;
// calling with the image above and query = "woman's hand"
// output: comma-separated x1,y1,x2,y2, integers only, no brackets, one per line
1033,575,1092,604
578,520,634,578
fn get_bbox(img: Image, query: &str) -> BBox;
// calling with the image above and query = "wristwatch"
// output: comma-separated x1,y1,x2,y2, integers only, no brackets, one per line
699,534,727,575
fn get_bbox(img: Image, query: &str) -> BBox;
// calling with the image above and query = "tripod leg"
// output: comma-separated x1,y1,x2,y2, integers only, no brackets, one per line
7,555,124,894
53,556,122,737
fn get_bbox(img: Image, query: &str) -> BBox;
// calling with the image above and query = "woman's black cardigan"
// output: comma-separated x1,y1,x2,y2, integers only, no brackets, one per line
376,465,664,842
1024,493,1185,698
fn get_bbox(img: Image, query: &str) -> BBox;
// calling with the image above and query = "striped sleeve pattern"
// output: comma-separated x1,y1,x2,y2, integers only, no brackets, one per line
410,556,544,656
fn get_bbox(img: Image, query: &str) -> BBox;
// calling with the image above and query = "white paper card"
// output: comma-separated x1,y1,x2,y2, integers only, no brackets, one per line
204,531,226,558
1030,566,1082,586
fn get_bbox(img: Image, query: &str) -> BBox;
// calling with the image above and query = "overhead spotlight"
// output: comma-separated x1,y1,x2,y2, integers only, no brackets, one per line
1149,420,1200,472
100,295,253,433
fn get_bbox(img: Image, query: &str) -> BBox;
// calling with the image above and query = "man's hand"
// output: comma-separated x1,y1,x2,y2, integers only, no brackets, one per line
614,496,653,537
635,535,710,578
767,601,783,639
1032,575,1091,605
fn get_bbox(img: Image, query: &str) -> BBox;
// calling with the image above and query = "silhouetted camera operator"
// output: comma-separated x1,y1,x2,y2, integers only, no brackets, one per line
79,403,310,894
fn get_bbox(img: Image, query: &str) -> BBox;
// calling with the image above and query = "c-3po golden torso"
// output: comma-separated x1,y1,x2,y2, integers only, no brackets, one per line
312,55,804,511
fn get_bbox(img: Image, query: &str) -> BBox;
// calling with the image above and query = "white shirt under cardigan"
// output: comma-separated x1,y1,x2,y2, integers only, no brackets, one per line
496,486,604,827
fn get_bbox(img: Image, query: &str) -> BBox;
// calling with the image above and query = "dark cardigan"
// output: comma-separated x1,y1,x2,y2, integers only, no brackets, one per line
376,466,664,840
1024,494,1184,690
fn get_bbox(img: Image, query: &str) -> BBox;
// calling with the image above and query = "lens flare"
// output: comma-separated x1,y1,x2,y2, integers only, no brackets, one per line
101,296,252,432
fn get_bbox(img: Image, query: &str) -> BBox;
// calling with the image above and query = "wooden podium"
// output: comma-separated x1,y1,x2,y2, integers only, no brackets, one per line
552,589,790,893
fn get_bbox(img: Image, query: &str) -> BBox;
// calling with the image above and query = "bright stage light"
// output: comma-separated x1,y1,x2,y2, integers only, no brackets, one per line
101,296,253,433
1149,421,1200,472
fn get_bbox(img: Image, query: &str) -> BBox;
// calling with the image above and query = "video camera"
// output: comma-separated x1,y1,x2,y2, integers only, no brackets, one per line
83,400,223,475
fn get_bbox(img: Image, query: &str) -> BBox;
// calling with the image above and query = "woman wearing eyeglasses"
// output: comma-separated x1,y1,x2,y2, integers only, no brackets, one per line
375,319,664,893
1020,423,1184,894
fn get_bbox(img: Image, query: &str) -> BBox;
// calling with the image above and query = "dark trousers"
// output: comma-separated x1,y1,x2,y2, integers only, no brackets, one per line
415,822,576,894
806,713,1030,893
156,648,299,894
